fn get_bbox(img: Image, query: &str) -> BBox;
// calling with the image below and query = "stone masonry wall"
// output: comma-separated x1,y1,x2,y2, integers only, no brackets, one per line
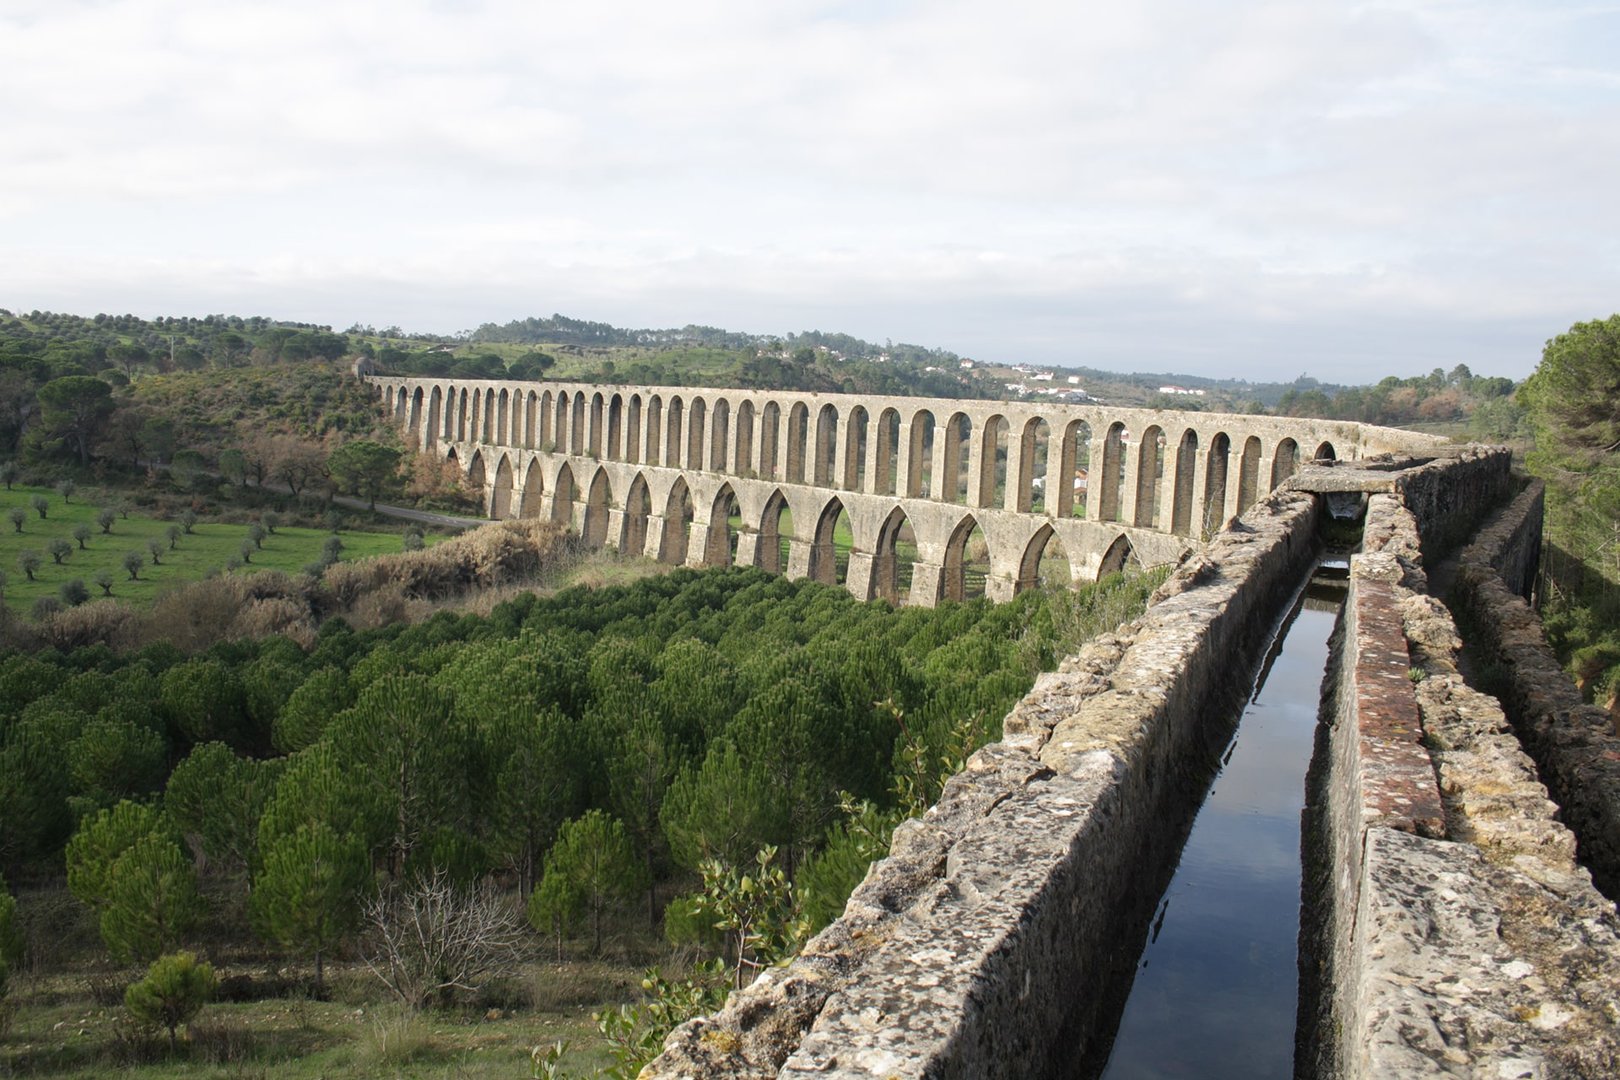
1390,444,1513,564
643,491,1323,1078
1304,485,1620,1078
1449,479,1620,900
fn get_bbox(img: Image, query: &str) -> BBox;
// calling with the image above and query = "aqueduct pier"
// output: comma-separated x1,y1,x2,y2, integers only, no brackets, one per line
368,376,1442,603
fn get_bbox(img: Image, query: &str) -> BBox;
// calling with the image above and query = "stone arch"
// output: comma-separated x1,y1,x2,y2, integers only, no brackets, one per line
490,453,515,519
621,473,652,556
761,401,781,480
1017,524,1072,592
582,468,611,548
873,506,917,604
588,393,604,457
787,403,809,483
1097,534,1137,578
426,386,442,449
1204,433,1231,537
467,449,488,513
809,496,850,585
813,404,838,486
1057,419,1091,518
626,395,643,464
1271,438,1300,488
977,414,1009,509
519,458,545,517
540,390,554,449
409,387,424,444
943,514,990,602
687,397,707,470
666,396,684,468
874,408,900,497
496,388,509,445
1170,428,1199,538
645,395,663,465
456,388,469,441
570,393,586,454
1017,417,1050,513
483,388,496,442
1134,425,1166,528
607,394,624,460
735,400,755,476
943,412,971,504
1100,422,1127,522
553,392,569,453
470,388,482,441
394,386,408,420
524,390,538,449
710,397,730,473
1314,441,1337,462
844,406,869,491
552,462,577,528
705,484,740,567
660,477,694,565
758,489,792,574
1237,435,1263,512
907,409,935,498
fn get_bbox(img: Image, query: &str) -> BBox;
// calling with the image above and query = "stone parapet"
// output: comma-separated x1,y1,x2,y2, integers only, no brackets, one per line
643,491,1322,1078
1303,481,1620,1078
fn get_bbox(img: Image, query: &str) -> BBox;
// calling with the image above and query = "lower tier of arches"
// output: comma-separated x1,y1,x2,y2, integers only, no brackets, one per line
445,444,1192,605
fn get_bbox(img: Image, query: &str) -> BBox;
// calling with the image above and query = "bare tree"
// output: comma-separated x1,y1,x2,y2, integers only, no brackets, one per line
361,871,527,1011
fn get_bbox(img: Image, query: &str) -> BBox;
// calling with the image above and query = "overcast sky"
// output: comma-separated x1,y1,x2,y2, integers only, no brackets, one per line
3,1,1616,382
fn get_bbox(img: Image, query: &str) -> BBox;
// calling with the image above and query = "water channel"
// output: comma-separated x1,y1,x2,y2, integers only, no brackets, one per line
1094,569,1346,1080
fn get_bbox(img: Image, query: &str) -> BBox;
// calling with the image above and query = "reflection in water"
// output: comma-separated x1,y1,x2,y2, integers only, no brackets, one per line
1096,593,1340,1080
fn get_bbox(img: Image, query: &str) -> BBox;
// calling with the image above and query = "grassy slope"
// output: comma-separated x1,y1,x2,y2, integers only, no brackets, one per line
0,485,426,613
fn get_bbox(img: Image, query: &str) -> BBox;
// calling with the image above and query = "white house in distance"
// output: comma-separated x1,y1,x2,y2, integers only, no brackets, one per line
1158,385,1206,397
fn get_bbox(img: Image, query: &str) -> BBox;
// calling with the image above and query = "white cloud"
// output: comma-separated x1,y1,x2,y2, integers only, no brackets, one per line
2,0,1616,381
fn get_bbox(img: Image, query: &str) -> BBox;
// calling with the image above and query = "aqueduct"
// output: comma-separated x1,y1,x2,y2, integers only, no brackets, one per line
368,376,1442,603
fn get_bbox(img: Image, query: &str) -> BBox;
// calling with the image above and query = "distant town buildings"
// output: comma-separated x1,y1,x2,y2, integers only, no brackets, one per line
1157,385,1206,397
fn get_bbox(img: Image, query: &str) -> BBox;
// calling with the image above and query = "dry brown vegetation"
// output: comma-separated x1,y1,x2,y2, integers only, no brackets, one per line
2,519,579,654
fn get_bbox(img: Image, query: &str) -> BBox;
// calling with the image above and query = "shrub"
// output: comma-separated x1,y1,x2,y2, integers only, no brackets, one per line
403,529,425,552
321,535,344,564
60,579,90,607
262,511,279,534
31,596,62,621
124,951,216,1049
247,523,266,549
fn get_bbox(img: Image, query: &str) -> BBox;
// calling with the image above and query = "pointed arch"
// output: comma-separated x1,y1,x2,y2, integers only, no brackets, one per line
1018,524,1072,592
977,414,1009,509
621,473,652,556
582,468,611,548
873,507,918,604
735,400,755,476
813,404,838,485
943,514,989,601
645,395,663,465
809,496,850,585
426,386,442,450
705,484,740,567
520,458,545,517
666,397,684,468
490,454,515,519
551,462,577,529
757,489,792,574
907,409,935,497
660,477,694,565
496,388,510,445
1097,534,1137,579
466,449,488,514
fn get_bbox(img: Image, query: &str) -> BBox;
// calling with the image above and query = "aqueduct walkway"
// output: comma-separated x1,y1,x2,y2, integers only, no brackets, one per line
368,375,1443,604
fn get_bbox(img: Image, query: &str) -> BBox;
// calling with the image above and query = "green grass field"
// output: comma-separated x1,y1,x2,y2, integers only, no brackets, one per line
0,485,430,614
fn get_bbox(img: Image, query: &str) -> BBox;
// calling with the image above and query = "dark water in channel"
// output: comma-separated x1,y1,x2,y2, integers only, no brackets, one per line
1095,589,1342,1080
